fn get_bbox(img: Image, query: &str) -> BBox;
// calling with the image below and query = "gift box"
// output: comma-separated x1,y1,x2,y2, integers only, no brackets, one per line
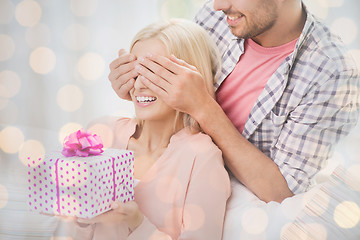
26,129,134,218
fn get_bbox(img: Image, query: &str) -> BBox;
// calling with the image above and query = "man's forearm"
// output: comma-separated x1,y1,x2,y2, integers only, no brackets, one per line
195,98,294,203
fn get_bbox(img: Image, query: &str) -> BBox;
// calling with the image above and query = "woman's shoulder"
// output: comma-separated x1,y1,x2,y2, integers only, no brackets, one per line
172,129,222,157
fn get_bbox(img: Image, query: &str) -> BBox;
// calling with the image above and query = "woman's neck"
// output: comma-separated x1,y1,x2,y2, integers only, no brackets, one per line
134,118,183,154
129,116,184,180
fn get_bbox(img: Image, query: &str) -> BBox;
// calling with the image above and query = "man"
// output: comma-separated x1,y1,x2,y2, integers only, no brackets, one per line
108,0,359,203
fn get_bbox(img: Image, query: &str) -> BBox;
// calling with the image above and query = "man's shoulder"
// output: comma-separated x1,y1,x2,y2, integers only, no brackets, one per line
300,14,357,72
194,0,234,44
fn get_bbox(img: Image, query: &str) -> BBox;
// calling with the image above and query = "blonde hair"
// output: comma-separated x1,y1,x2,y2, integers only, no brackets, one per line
130,18,221,133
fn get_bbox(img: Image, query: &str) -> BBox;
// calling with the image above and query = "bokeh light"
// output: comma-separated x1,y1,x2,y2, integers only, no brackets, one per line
182,204,205,231
63,24,90,51
327,0,344,7
0,126,24,154
18,139,45,167
156,176,183,203
77,53,105,81
0,100,18,124
0,98,8,111
334,201,360,228
0,70,21,99
0,0,358,238
345,164,360,191
25,23,51,48
0,184,8,209
161,0,190,19
280,222,328,240
280,222,306,239
0,0,14,24
241,207,268,235
57,84,83,112
70,0,98,17
29,47,56,74
331,18,358,44
0,34,15,61
348,49,360,70
15,0,42,27
58,122,83,144
88,123,114,148
304,190,331,217
303,0,329,19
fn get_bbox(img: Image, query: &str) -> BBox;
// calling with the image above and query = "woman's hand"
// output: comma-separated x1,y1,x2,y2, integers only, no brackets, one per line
108,49,139,101
77,201,144,231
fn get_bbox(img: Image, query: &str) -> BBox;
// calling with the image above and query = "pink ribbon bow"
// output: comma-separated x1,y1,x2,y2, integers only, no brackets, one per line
62,129,104,157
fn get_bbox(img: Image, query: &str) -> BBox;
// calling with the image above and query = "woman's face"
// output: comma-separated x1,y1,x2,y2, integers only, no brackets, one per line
130,38,177,123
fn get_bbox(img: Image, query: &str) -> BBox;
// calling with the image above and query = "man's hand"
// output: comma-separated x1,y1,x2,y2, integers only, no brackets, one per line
77,201,143,231
135,53,214,119
108,49,139,101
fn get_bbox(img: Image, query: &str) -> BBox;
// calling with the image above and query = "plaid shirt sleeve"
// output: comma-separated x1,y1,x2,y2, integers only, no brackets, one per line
195,1,360,193
272,54,360,193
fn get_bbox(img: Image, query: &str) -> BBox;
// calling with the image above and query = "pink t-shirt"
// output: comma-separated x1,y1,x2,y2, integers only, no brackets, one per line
216,38,298,133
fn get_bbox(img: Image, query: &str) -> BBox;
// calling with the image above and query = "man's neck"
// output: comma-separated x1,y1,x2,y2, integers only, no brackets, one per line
252,1,306,48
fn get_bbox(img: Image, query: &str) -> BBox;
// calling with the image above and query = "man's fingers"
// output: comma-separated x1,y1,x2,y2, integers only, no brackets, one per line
118,49,126,57
109,51,136,73
109,65,138,84
109,61,137,82
145,53,197,75
138,56,174,80
116,78,135,98
170,54,197,71
139,76,169,100
136,63,172,88
148,54,180,74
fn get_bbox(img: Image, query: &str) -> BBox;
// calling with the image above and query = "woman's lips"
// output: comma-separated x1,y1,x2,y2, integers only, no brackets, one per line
135,96,157,106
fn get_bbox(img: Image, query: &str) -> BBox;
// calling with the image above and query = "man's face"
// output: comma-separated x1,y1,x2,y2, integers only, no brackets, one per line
214,0,279,40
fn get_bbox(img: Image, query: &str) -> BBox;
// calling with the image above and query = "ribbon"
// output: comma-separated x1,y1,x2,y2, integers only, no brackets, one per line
62,129,104,157
112,157,116,202
55,158,61,215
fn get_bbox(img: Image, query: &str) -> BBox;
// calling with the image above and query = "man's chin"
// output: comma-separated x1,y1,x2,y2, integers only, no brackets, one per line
229,28,247,39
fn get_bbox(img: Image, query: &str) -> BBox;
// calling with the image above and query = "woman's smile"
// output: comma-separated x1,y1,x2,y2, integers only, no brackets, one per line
135,95,157,106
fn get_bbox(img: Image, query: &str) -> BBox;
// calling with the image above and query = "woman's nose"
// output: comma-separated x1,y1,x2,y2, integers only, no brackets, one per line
134,75,146,90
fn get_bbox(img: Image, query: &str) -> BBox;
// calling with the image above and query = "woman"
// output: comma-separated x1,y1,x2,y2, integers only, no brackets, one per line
78,18,230,240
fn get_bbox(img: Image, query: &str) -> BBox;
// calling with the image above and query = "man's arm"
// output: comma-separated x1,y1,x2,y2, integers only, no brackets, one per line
136,54,294,203
196,97,294,202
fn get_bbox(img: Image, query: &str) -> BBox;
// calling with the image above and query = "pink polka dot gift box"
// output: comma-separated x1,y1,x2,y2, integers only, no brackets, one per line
26,129,134,218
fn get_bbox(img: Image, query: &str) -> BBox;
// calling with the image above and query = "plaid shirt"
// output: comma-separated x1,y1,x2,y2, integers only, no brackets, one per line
195,0,360,193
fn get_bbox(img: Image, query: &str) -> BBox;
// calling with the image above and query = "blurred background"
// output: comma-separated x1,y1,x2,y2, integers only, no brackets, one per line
0,0,359,239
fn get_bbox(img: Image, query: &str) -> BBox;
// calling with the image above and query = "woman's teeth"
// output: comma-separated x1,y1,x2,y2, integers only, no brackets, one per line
136,96,157,103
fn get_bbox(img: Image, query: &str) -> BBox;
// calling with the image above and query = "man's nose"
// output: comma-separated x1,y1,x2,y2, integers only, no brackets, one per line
213,0,231,11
